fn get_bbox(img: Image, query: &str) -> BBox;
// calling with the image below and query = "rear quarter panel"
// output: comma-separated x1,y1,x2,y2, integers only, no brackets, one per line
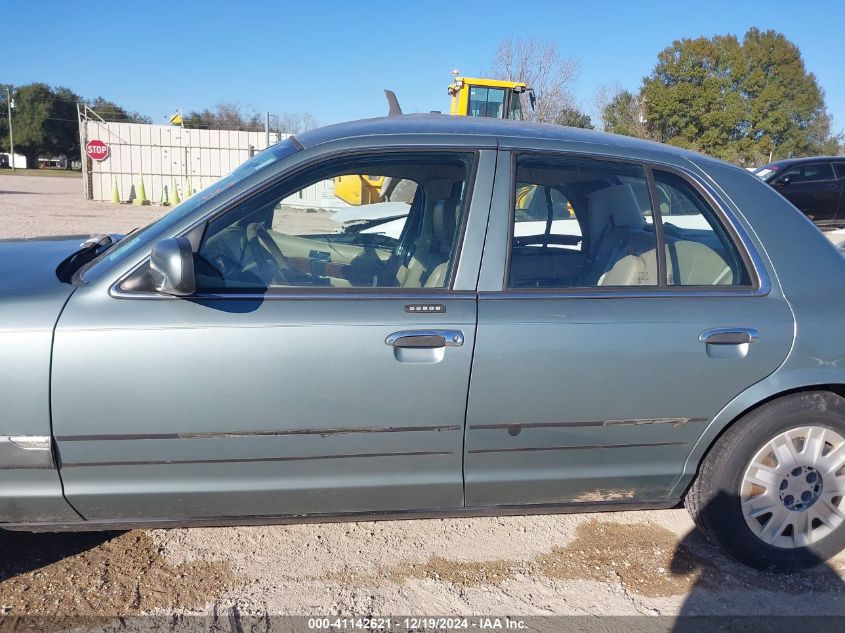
671,158,845,495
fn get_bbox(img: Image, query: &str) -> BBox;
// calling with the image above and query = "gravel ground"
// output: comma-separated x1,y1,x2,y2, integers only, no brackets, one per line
1,173,844,620
0,173,162,238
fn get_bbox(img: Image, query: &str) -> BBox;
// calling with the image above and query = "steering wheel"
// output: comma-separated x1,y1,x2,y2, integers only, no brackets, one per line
246,223,294,284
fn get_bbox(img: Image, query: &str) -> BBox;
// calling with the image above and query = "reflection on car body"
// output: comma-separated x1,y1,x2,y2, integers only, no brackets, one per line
756,156,845,225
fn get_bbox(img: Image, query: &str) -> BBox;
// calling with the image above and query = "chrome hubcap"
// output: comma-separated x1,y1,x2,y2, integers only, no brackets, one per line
741,426,845,549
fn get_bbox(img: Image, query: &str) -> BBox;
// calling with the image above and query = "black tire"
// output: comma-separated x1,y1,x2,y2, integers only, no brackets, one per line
687,390,845,570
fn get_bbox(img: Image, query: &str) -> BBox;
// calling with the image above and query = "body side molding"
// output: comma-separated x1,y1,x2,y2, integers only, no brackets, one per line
0,435,54,469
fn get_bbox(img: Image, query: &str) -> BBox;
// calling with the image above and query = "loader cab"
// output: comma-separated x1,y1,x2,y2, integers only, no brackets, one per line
448,75,534,120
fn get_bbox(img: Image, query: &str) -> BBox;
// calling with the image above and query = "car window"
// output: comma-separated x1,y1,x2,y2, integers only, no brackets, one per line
196,152,473,291
509,155,657,289
653,170,750,286
468,87,506,118
834,163,845,179
507,92,524,120
81,138,301,282
778,163,835,183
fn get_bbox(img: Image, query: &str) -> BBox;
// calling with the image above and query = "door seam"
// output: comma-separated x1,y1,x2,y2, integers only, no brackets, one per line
49,288,87,521
461,142,498,507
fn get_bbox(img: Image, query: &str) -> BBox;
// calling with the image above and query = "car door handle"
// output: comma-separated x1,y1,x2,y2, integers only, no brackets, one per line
386,329,464,348
699,327,760,345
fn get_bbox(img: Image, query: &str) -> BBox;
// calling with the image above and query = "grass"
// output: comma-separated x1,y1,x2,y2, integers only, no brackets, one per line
0,169,81,178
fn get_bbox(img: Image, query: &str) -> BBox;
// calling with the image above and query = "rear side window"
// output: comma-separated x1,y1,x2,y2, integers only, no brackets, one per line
834,163,845,179
507,155,753,290
509,156,657,289
653,170,750,287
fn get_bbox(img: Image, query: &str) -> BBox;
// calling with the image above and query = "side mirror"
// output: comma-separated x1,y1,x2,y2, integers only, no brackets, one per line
150,237,196,296
775,175,791,187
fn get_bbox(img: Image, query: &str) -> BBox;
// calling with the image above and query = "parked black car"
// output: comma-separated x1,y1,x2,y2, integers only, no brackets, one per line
755,157,845,225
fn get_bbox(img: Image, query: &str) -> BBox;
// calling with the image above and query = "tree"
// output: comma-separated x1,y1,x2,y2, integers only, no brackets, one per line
88,97,151,124
642,34,746,161
641,29,840,163
555,106,593,129
183,102,263,130
277,111,319,134
0,82,152,168
738,28,840,162
0,83,80,169
490,37,579,124
599,89,650,139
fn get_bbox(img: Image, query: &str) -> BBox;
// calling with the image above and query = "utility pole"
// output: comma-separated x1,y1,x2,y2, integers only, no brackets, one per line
265,111,270,148
5,85,15,173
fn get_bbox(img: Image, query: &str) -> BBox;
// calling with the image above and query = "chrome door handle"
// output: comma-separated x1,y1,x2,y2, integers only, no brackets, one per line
699,327,760,345
386,329,464,349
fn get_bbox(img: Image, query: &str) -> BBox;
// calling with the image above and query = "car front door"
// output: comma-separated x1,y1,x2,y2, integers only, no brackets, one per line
773,162,839,223
51,147,494,522
464,149,794,508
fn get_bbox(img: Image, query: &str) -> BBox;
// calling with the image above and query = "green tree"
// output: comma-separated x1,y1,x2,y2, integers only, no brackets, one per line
0,83,79,168
601,90,649,138
0,83,152,168
0,88,10,158
555,106,594,129
640,29,839,163
642,35,746,161
88,97,151,124
184,102,262,130
738,28,839,162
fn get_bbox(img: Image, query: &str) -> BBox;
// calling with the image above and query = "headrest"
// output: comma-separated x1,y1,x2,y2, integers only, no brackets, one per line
587,184,645,244
432,197,460,237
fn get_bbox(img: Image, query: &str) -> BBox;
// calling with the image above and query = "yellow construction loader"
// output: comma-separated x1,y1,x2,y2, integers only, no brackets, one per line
447,72,535,120
333,73,535,206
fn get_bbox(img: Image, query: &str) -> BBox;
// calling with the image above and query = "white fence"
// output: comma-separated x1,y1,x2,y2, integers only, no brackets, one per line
81,118,286,203
282,179,346,209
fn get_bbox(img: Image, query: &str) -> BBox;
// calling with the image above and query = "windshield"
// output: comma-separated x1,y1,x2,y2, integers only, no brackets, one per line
79,138,301,282
753,165,779,181
468,86,506,118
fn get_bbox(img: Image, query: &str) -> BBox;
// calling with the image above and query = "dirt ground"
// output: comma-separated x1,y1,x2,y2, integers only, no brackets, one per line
1,173,844,620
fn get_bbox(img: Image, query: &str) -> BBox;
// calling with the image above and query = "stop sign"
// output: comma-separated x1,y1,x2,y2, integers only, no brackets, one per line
86,139,109,161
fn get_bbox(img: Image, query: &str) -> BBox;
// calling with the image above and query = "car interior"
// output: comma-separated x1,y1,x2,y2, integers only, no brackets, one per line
193,158,470,290
508,162,747,289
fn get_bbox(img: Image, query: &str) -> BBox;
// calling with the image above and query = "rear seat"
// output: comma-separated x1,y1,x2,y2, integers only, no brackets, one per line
582,184,658,286
665,239,733,285
582,183,733,287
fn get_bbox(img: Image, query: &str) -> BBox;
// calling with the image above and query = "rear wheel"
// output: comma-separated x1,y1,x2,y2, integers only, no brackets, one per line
687,391,845,570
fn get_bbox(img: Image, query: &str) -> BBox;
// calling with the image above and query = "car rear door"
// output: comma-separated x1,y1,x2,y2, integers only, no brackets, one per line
51,147,495,522
463,147,794,508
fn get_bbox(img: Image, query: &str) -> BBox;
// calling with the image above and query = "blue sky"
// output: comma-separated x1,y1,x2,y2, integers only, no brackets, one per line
3,0,843,133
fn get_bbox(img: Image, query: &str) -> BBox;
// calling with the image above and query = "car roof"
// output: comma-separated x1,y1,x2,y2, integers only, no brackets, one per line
295,113,704,162
765,156,845,168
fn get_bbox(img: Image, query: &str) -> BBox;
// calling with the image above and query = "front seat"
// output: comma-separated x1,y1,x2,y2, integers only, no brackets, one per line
397,198,460,288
